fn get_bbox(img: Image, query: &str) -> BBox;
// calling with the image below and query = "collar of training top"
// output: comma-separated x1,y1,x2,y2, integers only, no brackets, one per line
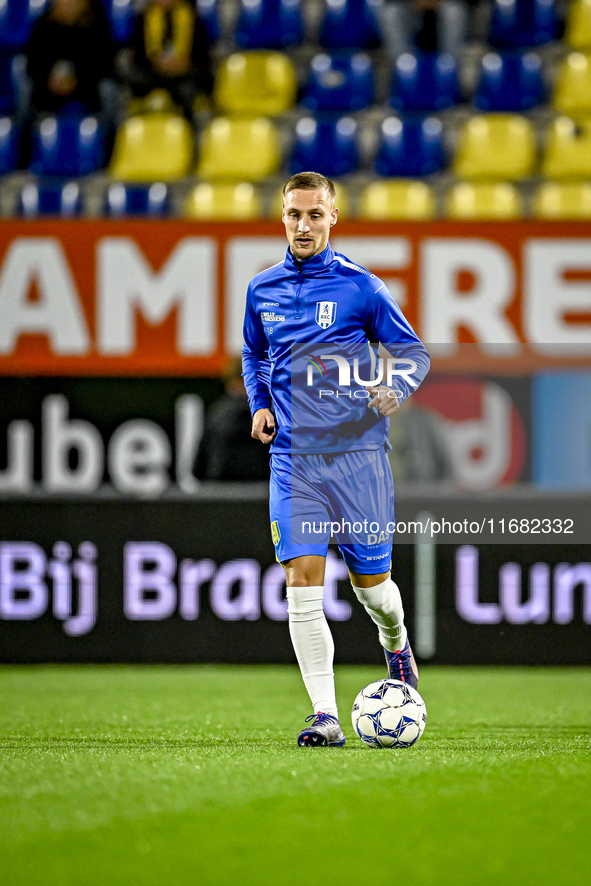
284,243,335,276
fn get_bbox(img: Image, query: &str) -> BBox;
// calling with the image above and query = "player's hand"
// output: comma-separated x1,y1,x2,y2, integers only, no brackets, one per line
251,408,277,444
366,385,400,416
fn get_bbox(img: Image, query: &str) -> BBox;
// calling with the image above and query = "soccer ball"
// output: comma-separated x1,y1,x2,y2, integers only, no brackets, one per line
351,679,427,748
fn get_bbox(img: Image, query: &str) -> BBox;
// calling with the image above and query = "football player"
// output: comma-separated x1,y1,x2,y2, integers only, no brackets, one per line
242,171,430,746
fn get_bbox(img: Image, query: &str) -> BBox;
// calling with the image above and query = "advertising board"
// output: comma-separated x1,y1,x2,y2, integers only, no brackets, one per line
1,497,589,665
1,220,590,376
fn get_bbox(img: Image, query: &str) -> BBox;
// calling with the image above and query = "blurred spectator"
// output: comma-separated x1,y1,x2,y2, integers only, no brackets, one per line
388,398,455,482
195,359,270,482
378,0,471,60
26,0,115,116
124,0,213,119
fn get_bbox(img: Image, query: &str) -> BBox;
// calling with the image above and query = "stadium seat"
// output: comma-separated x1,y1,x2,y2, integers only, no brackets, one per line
29,115,106,177
106,182,169,217
359,180,436,220
532,181,591,217
214,52,297,117
19,180,81,217
453,114,537,180
234,0,304,49
375,116,446,178
301,52,374,113
289,115,359,178
109,113,194,182
552,52,591,116
474,51,545,112
488,0,561,49
0,52,27,117
0,116,19,174
271,180,350,217
100,0,133,43
565,0,591,49
0,54,14,117
185,182,262,219
197,0,221,42
319,0,381,50
541,115,591,179
390,52,461,113
0,0,47,51
196,117,281,181
445,181,524,218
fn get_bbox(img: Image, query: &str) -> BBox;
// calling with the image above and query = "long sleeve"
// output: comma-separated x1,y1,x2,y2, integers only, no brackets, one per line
242,285,272,416
365,278,430,405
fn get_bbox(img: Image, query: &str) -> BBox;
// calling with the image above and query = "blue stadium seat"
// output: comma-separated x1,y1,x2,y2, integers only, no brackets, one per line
474,51,545,112
390,52,461,113
319,0,381,50
100,0,134,43
197,0,221,43
488,0,561,49
29,115,106,177
289,115,359,178
106,182,170,217
0,52,27,117
20,180,81,217
301,52,374,112
0,0,48,51
0,116,20,174
375,115,446,177
234,0,304,49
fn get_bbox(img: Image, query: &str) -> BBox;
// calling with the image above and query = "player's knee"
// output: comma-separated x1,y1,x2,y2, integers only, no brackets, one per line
351,578,404,618
283,557,325,587
352,583,383,609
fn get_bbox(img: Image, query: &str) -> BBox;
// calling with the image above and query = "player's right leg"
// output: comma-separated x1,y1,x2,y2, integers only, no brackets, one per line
284,555,345,748
269,454,345,746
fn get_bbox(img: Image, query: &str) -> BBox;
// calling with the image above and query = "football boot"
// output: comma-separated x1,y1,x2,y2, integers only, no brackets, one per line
297,712,346,747
384,637,419,689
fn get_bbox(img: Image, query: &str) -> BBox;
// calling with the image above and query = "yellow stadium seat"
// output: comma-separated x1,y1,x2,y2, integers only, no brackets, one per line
109,113,194,182
453,114,536,181
565,0,591,49
532,181,591,218
359,180,436,220
445,182,524,219
553,52,591,115
271,181,350,218
541,115,591,179
196,117,281,181
214,52,297,117
184,182,263,219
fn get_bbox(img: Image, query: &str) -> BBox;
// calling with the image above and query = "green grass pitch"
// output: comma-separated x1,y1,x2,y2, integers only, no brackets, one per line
1,665,590,886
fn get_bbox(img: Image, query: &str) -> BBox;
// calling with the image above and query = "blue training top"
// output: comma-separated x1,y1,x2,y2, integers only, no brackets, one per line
242,243,430,454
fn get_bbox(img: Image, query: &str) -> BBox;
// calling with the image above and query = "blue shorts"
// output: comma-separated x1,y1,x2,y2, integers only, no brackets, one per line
269,448,394,574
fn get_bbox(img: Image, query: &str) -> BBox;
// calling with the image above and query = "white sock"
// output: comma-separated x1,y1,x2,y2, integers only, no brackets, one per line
286,586,338,718
351,577,407,653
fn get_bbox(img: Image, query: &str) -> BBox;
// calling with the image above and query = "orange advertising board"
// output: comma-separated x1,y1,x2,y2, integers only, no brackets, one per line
0,219,590,376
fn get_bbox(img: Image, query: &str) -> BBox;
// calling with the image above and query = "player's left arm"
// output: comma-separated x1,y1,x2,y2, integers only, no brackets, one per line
363,277,430,416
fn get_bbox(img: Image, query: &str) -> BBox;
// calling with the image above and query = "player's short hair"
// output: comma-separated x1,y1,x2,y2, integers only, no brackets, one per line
282,171,336,203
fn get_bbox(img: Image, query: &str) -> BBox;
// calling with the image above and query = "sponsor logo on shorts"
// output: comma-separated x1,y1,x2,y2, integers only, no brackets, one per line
367,532,392,545
271,521,281,545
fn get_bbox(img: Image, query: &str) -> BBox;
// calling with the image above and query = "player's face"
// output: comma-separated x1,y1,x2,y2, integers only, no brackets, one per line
282,188,338,262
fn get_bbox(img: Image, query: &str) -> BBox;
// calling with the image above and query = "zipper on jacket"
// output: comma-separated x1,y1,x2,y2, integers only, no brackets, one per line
294,258,303,319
